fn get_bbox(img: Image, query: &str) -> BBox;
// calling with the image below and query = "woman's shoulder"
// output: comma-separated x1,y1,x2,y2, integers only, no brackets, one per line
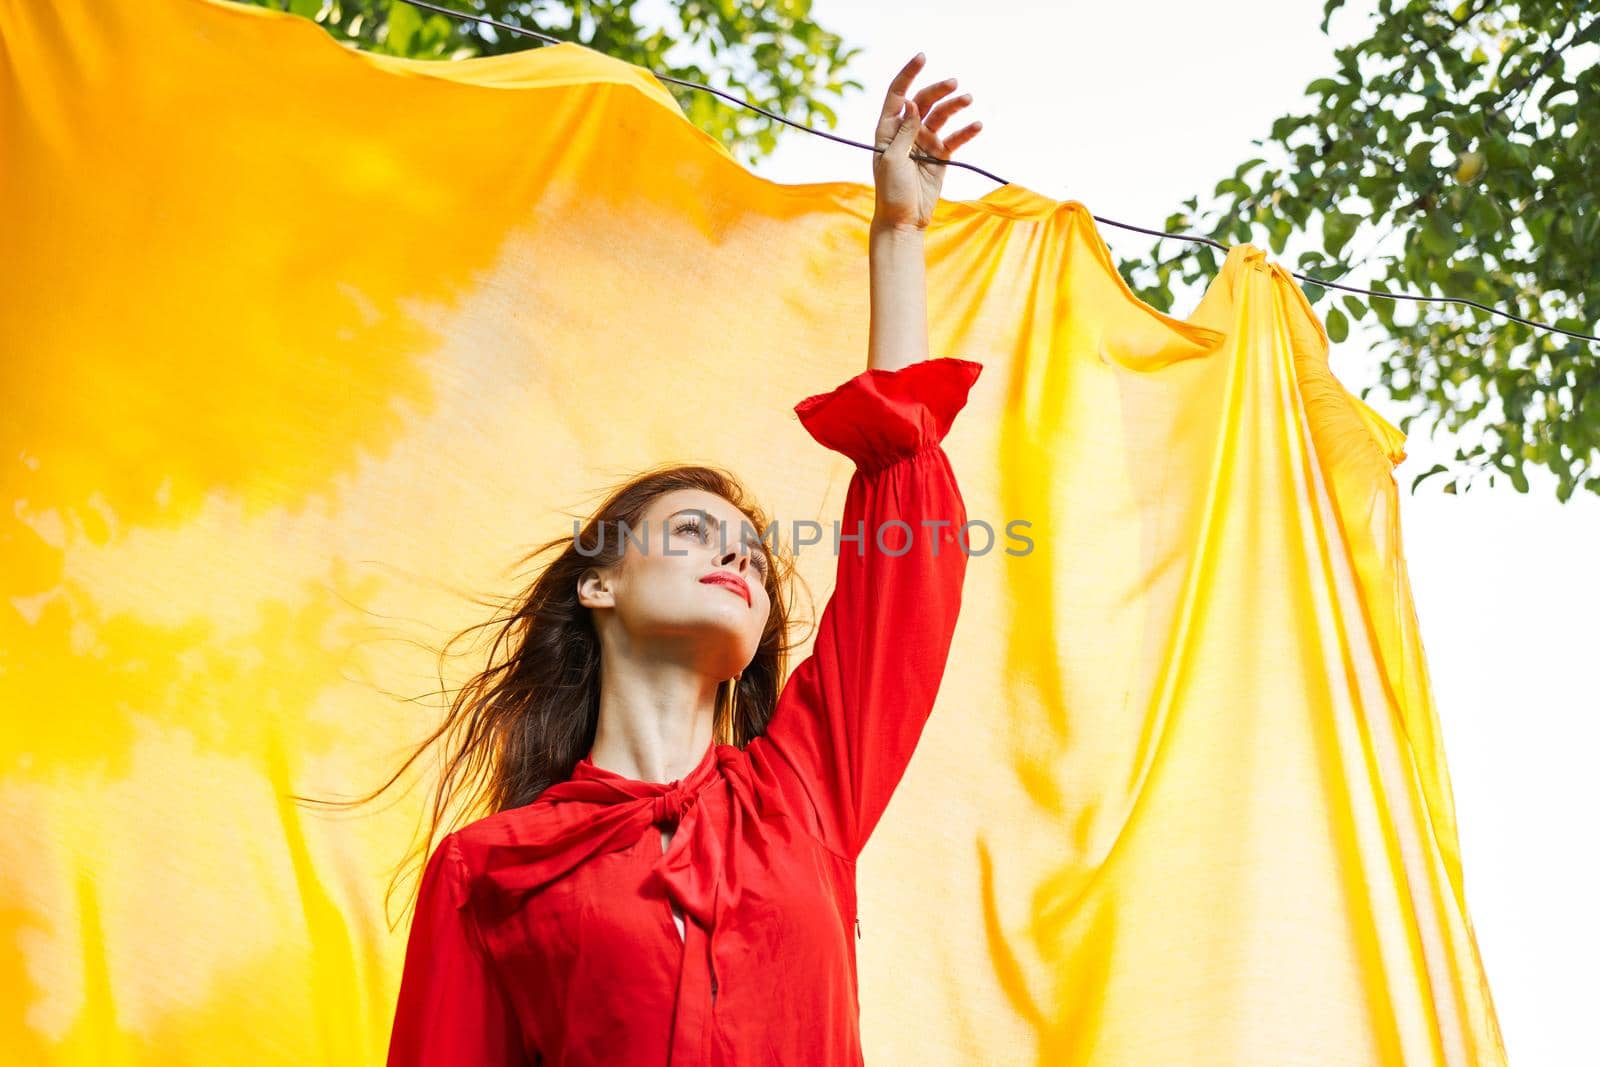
444,798,561,869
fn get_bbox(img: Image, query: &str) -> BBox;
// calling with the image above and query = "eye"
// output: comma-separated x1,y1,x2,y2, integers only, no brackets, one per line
677,515,770,582
673,516,708,541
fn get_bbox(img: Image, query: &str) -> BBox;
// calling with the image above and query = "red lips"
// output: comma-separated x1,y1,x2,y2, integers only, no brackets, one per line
700,572,752,607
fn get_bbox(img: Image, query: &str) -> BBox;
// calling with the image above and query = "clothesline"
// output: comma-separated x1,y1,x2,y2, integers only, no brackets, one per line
395,0,1598,345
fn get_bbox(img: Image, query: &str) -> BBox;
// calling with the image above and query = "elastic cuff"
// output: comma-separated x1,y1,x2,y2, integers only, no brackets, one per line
793,358,983,470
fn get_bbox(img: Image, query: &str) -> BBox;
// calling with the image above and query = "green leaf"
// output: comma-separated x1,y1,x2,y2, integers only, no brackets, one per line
1270,115,1304,140
1466,194,1504,236
1320,0,1346,33
1420,211,1458,257
386,1,421,52
1325,306,1350,342
1484,130,1513,169
1527,211,1550,245
1405,139,1438,171
1581,211,1600,248
1342,293,1368,320
1372,295,1397,327
1268,216,1292,254
1410,463,1449,491
1323,211,1361,257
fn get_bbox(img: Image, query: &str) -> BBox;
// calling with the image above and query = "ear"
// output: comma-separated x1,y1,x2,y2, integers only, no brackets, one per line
576,566,615,610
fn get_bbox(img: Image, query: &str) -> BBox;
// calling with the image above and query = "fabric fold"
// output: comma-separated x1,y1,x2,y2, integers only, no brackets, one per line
469,740,729,927
793,357,985,472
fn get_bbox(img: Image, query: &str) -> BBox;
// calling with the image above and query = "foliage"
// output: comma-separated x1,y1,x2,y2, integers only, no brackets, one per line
246,0,863,164
1127,0,1600,500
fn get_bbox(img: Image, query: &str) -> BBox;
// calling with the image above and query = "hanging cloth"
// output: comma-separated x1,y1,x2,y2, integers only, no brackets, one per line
0,1,1506,1065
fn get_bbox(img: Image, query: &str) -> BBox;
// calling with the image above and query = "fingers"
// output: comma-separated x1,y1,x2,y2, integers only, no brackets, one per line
914,89,980,162
912,77,959,119
940,120,983,156
878,52,925,125
922,92,973,136
878,55,959,126
885,98,922,159
877,53,983,159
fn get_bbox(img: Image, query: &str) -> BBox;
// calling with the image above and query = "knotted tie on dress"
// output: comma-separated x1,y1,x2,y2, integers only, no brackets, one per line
651,786,697,829
465,741,757,1062
468,740,752,936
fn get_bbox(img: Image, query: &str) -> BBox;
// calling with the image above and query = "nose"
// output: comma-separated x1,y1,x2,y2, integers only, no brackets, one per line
716,545,753,573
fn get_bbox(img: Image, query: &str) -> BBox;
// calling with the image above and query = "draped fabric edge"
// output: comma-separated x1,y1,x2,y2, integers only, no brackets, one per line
1272,260,1473,927
196,2,1409,498
198,0,692,112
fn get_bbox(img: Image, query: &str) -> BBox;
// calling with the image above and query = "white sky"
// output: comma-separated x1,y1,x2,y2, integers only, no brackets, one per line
727,2,1597,1063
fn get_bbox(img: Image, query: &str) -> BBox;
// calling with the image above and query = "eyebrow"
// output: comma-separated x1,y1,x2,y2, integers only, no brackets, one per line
667,508,767,550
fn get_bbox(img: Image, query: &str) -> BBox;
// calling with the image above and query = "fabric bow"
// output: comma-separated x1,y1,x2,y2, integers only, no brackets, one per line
470,741,753,933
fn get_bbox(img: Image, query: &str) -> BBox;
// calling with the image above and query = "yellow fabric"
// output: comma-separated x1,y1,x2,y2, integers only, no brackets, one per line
0,0,1506,1064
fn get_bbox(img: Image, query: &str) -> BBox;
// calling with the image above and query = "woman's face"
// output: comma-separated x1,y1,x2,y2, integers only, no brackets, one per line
579,489,773,680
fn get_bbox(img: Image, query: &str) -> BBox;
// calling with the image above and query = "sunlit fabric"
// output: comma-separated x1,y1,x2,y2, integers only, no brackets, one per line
0,1,1507,1065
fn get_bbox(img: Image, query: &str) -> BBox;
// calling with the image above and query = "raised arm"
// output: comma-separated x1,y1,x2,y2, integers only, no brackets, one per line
752,54,984,860
867,49,981,373
757,355,982,860
387,833,533,1067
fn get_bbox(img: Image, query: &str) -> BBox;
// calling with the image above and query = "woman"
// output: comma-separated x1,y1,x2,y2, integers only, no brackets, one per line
386,52,984,1066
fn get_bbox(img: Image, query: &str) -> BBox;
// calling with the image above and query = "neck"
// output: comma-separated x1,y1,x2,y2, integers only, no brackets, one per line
588,652,722,784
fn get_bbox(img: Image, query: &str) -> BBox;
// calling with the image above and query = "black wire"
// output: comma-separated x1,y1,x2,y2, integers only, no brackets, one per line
395,0,1597,344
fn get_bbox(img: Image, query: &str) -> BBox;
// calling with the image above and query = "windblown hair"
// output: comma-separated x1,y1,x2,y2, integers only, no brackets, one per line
293,463,808,928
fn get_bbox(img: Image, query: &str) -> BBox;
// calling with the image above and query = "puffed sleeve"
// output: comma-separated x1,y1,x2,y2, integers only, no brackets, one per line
387,832,534,1067
759,356,983,860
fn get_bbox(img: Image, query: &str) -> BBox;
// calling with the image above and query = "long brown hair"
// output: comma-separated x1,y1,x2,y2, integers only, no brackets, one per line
294,463,807,928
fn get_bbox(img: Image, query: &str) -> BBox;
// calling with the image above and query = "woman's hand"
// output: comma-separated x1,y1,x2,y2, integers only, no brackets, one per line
871,52,983,233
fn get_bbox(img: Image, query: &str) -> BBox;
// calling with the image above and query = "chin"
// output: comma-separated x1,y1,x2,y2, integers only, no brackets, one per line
689,617,758,661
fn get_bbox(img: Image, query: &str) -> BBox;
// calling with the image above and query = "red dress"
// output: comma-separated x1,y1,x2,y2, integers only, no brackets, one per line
386,356,984,1066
